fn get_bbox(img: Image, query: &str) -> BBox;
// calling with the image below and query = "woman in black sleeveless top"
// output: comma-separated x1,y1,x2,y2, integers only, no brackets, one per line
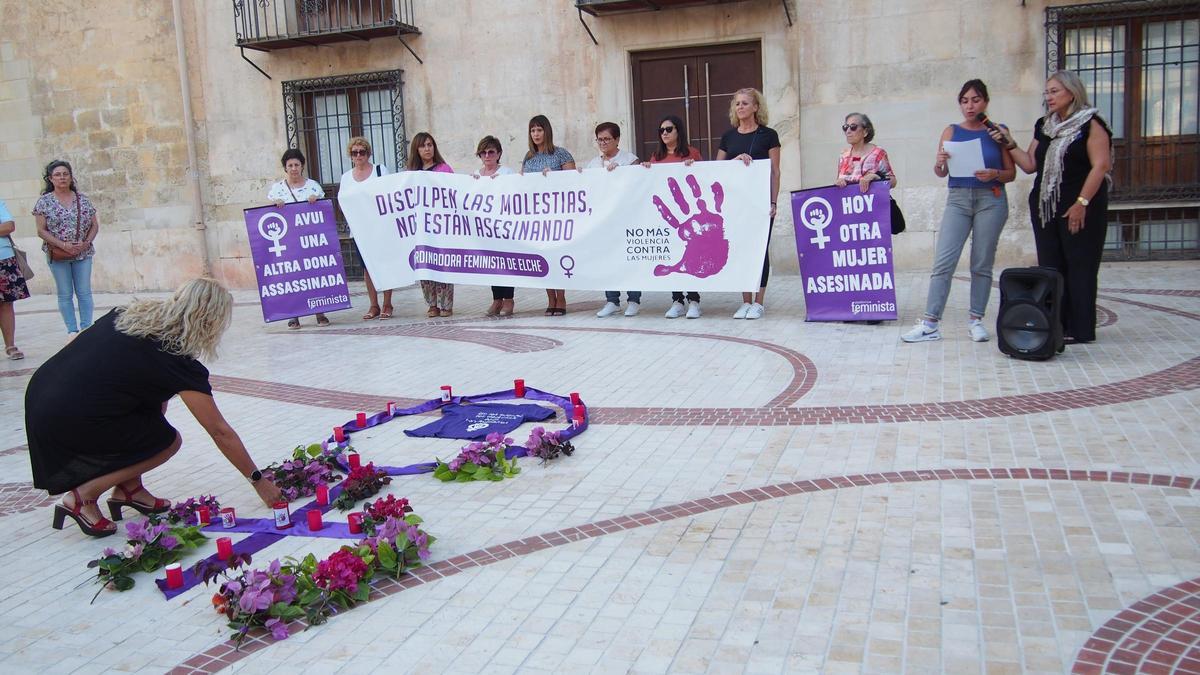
991,70,1113,344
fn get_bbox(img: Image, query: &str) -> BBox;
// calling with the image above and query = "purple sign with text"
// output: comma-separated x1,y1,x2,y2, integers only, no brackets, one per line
790,182,898,322
244,199,352,322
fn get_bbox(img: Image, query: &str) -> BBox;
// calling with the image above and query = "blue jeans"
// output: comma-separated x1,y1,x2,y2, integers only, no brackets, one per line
923,188,1008,321
49,256,94,333
604,291,641,304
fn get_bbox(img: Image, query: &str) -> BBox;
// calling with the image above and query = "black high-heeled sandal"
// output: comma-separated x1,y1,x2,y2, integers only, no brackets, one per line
52,489,117,538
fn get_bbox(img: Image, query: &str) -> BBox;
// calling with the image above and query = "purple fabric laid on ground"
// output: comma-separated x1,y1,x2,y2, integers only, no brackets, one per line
158,386,587,600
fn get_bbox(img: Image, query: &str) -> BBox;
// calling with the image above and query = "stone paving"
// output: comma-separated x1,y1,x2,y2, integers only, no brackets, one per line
0,263,1198,674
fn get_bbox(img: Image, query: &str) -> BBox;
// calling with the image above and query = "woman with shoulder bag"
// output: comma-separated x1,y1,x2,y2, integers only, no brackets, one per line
0,197,31,359
34,160,98,336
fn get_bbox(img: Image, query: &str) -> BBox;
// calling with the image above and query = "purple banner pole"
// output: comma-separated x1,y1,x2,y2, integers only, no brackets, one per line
791,182,899,322
244,199,353,322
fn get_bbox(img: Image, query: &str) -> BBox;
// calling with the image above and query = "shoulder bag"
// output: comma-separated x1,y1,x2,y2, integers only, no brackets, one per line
48,194,82,262
7,236,33,280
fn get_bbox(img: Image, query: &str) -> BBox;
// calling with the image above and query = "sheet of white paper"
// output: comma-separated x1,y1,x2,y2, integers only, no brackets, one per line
942,138,986,178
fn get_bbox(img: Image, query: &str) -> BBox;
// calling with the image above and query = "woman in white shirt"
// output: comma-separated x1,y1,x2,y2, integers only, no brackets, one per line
472,135,516,317
268,148,329,328
338,136,392,320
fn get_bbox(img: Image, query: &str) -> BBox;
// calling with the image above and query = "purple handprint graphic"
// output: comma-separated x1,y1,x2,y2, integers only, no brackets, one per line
652,174,729,278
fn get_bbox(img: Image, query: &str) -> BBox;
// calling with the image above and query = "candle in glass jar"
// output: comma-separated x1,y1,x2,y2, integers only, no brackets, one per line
440,385,452,402
216,537,233,560
165,563,183,589
333,426,345,443
196,505,211,526
347,512,364,534
514,379,525,397
356,412,367,428
347,452,361,470
315,484,329,505
272,502,291,529
306,510,323,531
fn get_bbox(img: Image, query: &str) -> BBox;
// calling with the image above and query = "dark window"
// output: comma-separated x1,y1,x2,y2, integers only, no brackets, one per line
1047,0,1199,260
282,70,407,279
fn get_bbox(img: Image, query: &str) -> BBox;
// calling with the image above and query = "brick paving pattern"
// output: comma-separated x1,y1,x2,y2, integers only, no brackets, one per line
1,268,1197,674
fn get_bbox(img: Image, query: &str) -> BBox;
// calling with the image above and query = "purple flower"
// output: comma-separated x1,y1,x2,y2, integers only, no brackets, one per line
267,559,281,576
238,580,274,613
102,547,118,557
265,618,290,641
124,543,145,559
124,519,148,541
160,535,179,550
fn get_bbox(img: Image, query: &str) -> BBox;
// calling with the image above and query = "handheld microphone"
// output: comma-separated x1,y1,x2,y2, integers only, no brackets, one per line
976,112,999,131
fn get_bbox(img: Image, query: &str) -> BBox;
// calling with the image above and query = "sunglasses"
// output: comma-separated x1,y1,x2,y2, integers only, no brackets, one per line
349,149,368,156
659,126,676,134
841,123,862,132
478,149,499,157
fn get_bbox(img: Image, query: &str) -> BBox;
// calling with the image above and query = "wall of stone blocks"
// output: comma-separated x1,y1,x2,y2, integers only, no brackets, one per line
0,0,1082,293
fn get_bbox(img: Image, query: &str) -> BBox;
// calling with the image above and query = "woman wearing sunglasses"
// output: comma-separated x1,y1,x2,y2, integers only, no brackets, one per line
472,135,517,317
338,137,392,320
642,115,704,319
902,79,1015,344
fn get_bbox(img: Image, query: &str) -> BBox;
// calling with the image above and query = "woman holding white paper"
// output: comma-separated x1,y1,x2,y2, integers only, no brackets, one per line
902,79,1015,344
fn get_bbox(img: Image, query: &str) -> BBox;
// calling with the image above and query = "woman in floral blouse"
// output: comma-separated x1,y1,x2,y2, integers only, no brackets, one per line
34,160,99,335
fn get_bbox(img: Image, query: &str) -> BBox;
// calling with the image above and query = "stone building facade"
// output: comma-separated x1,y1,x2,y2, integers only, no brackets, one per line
0,0,1195,292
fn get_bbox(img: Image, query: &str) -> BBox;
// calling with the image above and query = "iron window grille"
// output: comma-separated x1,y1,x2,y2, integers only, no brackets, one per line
282,69,407,279
1046,0,1199,260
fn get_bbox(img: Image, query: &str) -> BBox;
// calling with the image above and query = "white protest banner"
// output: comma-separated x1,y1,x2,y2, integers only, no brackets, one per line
337,160,771,292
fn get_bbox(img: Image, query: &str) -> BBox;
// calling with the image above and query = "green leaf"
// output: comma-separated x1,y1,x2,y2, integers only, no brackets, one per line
307,443,323,457
455,473,473,482
377,541,398,569
404,514,423,525
353,581,370,603
298,589,321,606
112,576,135,591
461,462,479,473
268,601,295,618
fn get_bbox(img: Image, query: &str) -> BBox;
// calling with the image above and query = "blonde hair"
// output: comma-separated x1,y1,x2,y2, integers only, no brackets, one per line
1048,70,1091,118
728,88,769,127
346,136,372,156
114,278,233,362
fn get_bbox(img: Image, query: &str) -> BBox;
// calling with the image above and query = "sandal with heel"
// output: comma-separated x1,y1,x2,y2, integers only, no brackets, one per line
52,489,117,537
380,304,394,320
362,306,381,320
106,483,171,521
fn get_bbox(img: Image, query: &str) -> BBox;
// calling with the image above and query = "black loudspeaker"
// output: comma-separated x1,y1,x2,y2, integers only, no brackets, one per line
997,267,1065,360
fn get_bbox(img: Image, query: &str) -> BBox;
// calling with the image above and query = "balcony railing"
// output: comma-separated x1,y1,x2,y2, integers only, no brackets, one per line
233,0,419,51
576,0,756,16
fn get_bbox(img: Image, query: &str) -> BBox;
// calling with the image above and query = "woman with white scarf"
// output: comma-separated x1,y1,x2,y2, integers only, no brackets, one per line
991,70,1113,344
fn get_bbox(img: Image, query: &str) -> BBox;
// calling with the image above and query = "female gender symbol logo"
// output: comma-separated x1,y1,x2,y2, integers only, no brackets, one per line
257,212,289,257
559,255,575,278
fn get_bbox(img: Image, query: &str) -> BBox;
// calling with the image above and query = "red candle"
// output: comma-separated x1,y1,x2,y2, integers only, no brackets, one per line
273,502,292,529
514,379,525,397
165,563,183,589
220,507,236,529
347,512,364,534
440,385,452,402
315,484,329,505
216,537,233,560
333,426,345,443
356,412,367,428
570,392,582,405
307,509,323,531
387,401,396,416
573,406,585,428
196,506,211,526
347,452,361,470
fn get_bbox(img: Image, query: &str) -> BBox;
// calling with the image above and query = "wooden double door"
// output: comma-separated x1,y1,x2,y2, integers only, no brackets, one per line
630,41,763,162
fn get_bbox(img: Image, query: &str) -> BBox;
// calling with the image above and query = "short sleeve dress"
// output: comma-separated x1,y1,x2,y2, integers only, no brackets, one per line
26,309,213,494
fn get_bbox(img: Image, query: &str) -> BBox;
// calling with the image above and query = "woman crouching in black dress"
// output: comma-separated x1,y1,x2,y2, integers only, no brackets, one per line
26,278,283,537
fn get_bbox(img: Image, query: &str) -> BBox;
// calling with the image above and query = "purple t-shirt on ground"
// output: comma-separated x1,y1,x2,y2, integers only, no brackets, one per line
404,403,556,440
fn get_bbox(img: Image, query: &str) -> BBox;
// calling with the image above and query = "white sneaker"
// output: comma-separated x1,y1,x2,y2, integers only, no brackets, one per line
901,321,941,343
733,302,752,319
968,319,989,342
596,302,619,318
686,301,702,319
664,301,685,319
624,302,640,317
745,303,764,320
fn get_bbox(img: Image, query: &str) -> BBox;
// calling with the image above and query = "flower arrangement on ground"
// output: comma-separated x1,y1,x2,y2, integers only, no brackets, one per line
264,443,345,502
87,518,206,600
199,507,434,646
164,495,221,526
524,426,575,464
433,432,520,482
331,462,392,511
361,494,412,532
